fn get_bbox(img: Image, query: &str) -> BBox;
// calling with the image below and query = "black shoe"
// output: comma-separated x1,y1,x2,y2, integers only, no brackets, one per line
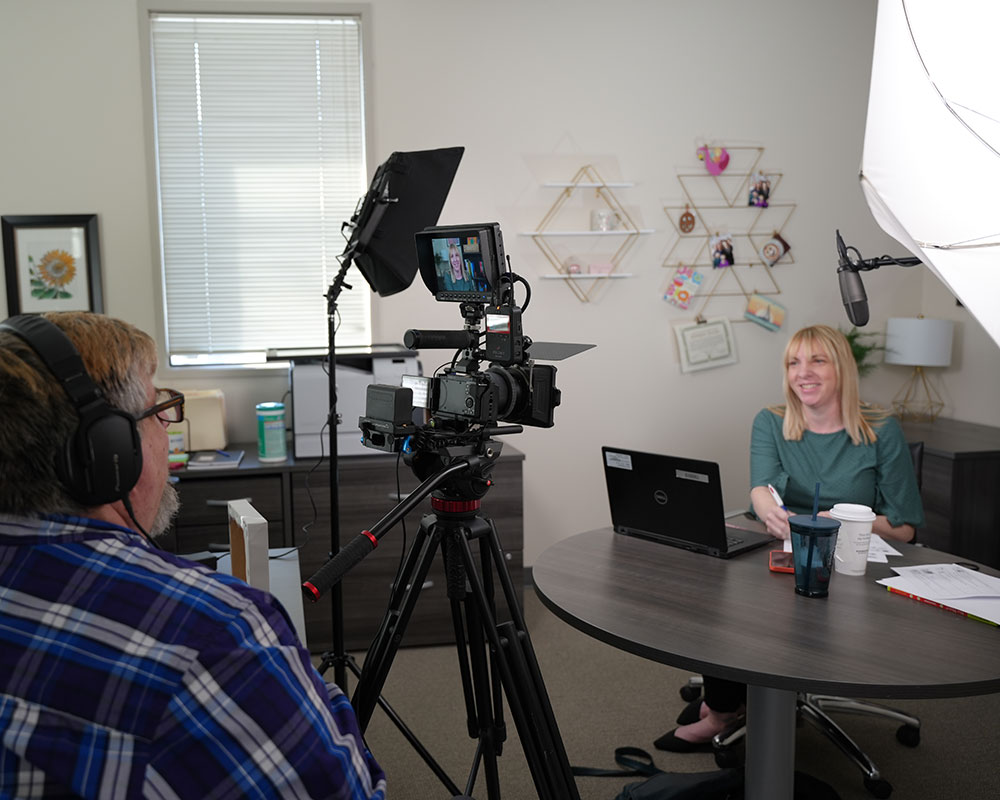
676,698,704,726
653,728,713,753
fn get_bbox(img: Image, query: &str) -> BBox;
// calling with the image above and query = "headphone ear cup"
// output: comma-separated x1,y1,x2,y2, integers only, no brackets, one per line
58,408,143,506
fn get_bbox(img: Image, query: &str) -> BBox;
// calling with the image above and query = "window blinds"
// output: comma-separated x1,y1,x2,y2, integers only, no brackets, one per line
149,13,370,363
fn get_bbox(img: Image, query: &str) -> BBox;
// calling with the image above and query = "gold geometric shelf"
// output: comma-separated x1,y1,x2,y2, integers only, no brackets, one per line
522,164,652,302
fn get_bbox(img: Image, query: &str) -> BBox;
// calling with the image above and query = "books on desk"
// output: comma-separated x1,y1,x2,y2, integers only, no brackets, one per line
186,449,245,470
878,563,1000,627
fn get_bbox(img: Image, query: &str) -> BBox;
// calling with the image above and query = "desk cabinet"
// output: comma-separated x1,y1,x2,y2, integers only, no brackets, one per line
166,445,525,652
900,417,1000,568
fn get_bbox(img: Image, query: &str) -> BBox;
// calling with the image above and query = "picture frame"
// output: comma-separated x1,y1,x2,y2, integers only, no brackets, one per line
674,317,739,373
2,214,103,315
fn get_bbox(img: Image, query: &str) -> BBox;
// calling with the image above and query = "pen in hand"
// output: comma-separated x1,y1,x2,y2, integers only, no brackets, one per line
767,484,793,550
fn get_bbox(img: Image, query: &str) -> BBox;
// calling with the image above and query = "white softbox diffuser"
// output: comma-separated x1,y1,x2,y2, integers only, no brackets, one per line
861,0,1000,348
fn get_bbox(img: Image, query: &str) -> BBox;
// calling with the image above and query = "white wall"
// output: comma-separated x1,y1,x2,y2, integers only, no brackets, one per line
3,0,998,563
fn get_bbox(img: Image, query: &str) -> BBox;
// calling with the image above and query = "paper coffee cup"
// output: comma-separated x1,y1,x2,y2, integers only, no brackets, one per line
830,503,876,576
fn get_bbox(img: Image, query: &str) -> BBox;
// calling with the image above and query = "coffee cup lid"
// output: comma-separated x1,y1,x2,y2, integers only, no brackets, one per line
830,503,876,522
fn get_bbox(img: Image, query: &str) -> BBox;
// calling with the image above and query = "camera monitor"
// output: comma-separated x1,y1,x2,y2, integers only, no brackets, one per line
415,223,505,303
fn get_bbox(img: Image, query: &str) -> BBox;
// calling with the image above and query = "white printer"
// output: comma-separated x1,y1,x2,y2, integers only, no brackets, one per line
290,346,419,458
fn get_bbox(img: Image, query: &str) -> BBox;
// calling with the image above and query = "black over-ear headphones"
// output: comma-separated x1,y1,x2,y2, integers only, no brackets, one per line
0,314,143,506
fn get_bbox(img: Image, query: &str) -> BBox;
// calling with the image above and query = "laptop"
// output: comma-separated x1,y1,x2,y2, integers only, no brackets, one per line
602,446,773,559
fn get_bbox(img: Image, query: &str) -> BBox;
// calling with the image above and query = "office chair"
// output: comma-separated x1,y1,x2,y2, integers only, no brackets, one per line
682,443,926,799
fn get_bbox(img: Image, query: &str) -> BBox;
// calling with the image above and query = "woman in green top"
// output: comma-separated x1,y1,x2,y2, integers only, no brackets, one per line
751,324,923,542
656,324,924,752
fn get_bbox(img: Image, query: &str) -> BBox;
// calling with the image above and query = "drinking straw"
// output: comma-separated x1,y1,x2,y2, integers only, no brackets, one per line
811,482,821,520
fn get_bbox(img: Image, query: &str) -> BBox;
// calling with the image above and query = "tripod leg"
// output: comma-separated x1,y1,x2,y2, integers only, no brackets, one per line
454,520,581,800
352,522,440,731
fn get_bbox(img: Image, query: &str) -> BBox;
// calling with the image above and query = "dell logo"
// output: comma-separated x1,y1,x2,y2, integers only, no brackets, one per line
654,489,668,505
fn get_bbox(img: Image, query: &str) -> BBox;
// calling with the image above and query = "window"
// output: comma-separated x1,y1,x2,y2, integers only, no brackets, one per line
144,6,371,365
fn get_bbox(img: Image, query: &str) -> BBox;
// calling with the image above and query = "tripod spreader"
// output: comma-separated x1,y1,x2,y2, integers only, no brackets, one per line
302,455,489,603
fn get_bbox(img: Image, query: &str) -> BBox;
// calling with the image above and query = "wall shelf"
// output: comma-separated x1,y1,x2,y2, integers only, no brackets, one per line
523,164,650,302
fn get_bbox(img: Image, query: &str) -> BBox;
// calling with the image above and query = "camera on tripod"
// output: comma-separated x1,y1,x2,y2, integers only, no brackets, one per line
359,222,560,454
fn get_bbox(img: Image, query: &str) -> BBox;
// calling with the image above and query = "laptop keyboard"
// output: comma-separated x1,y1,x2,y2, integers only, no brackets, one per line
726,535,744,547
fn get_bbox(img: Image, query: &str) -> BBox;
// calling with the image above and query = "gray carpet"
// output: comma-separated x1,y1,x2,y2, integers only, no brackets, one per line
331,587,1000,799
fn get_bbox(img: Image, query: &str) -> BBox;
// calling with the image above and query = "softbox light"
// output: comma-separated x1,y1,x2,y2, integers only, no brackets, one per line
350,146,464,296
860,0,1000,348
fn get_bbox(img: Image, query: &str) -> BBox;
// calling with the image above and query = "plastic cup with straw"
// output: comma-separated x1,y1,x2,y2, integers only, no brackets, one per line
789,482,841,598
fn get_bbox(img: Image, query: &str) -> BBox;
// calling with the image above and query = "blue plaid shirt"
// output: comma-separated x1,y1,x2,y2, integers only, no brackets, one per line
0,514,386,799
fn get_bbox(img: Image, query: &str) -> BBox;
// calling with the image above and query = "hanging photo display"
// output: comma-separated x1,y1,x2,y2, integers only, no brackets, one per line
710,233,734,268
759,232,790,265
748,171,773,207
744,293,787,332
664,264,704,309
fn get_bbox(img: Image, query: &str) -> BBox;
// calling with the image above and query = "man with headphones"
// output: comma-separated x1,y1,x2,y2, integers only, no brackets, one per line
0,312,385,799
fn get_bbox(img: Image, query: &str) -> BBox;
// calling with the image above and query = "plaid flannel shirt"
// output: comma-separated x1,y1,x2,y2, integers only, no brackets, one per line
0,513,386,799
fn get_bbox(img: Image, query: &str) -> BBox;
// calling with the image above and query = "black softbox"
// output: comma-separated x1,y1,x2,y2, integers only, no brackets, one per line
350,146,464,296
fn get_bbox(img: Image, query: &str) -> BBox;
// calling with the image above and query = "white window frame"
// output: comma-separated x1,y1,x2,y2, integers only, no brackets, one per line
138,0,375,372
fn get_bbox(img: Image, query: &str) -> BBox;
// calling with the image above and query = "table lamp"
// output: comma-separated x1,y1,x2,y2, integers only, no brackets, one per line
884,317,954,422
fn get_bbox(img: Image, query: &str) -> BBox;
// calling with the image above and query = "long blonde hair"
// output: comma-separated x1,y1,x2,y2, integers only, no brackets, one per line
774,325,886,445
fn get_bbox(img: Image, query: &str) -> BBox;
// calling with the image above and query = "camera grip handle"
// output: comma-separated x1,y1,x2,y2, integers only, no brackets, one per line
302,532,377,603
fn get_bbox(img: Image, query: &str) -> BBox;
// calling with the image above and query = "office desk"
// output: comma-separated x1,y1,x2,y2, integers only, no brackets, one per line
532,529,1000,800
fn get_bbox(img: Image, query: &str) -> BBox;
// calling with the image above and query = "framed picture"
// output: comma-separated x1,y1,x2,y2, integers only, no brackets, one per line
2,214,103,315
674,317,739,373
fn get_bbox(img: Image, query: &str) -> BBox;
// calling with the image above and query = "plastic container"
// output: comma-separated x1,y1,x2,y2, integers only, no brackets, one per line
256,402,287,462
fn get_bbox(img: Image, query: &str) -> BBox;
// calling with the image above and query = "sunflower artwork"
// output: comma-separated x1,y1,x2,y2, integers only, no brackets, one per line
29,249,77,300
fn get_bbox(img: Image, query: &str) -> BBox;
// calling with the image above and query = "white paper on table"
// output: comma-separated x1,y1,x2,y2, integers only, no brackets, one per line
876,563,1000,600
867,535,902,563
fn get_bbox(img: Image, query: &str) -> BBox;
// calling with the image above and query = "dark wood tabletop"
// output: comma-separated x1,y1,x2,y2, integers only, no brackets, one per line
532,529,1000,699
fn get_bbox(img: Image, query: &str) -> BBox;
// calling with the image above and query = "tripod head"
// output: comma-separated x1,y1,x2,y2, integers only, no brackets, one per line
404,423,522,501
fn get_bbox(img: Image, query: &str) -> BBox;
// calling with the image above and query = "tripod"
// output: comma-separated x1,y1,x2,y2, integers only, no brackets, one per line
352,449,579,800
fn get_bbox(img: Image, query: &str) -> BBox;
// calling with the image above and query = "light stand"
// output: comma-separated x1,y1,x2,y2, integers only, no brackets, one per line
300,146,464,781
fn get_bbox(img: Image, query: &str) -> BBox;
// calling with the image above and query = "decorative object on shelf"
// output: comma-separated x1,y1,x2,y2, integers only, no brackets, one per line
697,145,730,175
840,325,886,378
744,293,786,332
664,265,703,310
662,145,796,326
590,208,620,231
522,163,653,302
1,214,103,315
674,317,738,373
884,317,954,422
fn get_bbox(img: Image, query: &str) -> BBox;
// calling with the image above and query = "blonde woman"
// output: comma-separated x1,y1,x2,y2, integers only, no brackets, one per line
657,324,923,752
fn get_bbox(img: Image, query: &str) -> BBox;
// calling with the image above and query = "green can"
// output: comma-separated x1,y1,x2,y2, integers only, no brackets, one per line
256,402,287,462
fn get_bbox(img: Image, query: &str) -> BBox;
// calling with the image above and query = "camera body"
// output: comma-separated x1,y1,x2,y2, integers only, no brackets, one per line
359,222,560,454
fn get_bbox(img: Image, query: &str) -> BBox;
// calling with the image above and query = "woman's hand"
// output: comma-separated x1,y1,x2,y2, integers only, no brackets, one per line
750,485,791,539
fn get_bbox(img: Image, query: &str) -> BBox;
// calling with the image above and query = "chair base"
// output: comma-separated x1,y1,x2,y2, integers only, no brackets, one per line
680,678,921,799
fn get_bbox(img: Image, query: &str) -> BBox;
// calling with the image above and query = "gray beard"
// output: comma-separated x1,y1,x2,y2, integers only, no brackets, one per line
149,481,180,539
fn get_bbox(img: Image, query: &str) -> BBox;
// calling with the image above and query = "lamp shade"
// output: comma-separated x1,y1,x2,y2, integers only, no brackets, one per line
884,317,954,367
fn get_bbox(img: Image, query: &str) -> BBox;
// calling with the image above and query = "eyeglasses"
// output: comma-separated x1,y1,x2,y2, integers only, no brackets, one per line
137,388,185,424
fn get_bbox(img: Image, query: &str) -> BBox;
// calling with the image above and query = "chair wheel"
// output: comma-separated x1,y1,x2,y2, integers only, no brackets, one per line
895,724,920,747
864,777,893,798
679,685,702,702
714,748,741,769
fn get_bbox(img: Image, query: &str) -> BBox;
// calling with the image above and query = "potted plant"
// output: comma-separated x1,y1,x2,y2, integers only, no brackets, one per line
840,326,886,377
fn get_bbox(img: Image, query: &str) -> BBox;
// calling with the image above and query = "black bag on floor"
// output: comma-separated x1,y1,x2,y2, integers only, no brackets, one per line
573,746,840,800
572,747,742,800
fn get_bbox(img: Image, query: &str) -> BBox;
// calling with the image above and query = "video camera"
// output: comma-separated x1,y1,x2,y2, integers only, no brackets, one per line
359,222,560,456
